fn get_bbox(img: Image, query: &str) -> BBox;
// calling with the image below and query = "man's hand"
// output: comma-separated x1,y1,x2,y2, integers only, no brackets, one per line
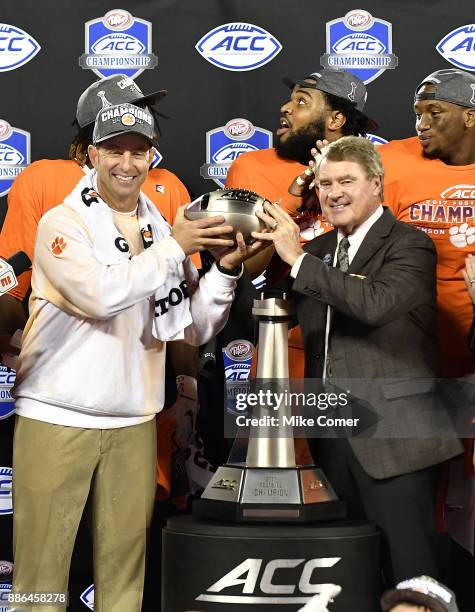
171,205,235,256
288,162,316,197
252,202,304,267
463,254,475,305
288,139,329,197
210,231,267,271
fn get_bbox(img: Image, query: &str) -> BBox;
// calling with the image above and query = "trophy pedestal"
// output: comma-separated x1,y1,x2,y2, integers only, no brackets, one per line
194,464,347,523
162,515,381,611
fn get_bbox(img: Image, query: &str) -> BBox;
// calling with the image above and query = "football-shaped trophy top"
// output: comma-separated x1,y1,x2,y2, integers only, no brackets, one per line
185,188,270,243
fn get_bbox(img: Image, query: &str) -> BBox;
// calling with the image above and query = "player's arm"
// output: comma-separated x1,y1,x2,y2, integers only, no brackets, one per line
0,164,43,336
0,294,26,345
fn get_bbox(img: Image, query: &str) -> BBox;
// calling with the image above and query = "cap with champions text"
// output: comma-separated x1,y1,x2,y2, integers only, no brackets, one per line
76,74,167,128
381,575,459,612
93,103,156,147
283,68,378,131
415,68,475,108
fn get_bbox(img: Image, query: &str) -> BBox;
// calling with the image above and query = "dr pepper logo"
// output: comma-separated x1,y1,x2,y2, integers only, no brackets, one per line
79,9,157,78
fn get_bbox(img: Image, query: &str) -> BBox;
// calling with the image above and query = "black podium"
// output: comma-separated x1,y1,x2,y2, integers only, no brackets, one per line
162,515,381,611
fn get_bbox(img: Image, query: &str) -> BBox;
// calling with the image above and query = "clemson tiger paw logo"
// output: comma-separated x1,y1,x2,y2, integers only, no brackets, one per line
449,223,475,248
51,236,67,255
300,220,326,241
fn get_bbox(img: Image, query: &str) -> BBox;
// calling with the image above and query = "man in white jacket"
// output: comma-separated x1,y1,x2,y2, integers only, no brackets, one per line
10,103,261,612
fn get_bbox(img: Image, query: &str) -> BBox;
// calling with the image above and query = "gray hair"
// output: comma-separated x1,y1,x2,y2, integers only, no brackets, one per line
317,136,384,200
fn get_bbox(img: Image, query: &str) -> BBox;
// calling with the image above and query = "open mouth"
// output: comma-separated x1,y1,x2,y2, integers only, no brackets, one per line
276,116,291,137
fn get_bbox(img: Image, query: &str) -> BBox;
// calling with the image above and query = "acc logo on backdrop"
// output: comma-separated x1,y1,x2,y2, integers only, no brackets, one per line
0,366,15,420
436,24,475,71
79,9,157,78
80,584,94,610
0,23,40,72
196,22,282,71
200,118,272,188
366,133,388,145
150,147,162,169
0,119,30,197
0,583,12,612
0,468,12,515
321,9,398,84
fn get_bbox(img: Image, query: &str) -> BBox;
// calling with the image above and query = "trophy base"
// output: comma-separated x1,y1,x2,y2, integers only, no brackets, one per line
194,465,347,523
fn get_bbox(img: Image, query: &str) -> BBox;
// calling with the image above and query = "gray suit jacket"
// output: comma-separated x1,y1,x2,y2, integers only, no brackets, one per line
292,208,462,479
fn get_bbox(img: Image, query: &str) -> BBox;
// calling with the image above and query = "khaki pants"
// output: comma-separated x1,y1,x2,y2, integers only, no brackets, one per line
11,415,157,612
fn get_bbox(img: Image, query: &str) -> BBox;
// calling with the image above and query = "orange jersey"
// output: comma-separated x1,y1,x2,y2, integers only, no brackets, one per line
379,137,475,377
0,159,193,301
226,148,334,378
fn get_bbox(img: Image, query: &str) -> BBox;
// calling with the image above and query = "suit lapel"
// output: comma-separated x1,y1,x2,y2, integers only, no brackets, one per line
304,229,337,261
301,208,395,272
348,208,395,273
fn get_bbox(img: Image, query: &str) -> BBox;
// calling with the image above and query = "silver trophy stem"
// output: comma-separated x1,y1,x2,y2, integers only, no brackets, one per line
246,297,295,468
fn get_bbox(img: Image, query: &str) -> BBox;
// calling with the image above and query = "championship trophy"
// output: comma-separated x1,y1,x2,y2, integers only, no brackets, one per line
189,189,347,522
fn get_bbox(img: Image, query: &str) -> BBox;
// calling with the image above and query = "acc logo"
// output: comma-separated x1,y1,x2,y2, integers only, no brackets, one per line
366,133,388,145
441,184,475,199
201,118,272,188
0,468,12,515
0,583,12,612
0,119,30,197
196,22,282,71
223,339,254,384
437,24,475,71
0,23,40,72
80,584,94,610
0,366,15,420
321,10,398,84
79,9,158,79
196,557,341,604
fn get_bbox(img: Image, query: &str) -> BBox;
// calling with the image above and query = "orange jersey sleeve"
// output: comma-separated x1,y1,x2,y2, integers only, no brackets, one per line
0,160,84,301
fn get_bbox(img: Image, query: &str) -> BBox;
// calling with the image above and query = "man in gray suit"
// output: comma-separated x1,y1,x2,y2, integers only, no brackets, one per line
252,136,462,585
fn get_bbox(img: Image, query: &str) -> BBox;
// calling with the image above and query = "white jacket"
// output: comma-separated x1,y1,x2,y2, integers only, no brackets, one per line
13,204,239,428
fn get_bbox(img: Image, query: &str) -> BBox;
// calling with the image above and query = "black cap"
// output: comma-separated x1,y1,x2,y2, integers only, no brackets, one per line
76,74,166,128
415,68,475,108
283,68,378,131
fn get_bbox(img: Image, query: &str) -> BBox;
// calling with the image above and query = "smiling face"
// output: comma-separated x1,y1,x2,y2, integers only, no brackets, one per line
414,83,471,164
88,133,152,212
318,158,382,235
